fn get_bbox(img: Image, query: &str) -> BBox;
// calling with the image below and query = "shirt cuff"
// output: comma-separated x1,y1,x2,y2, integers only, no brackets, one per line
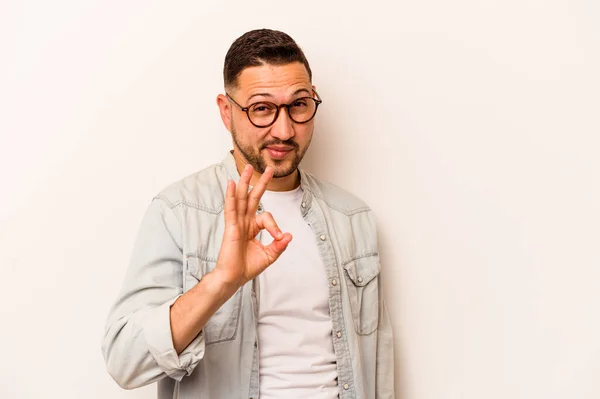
142,295,205,381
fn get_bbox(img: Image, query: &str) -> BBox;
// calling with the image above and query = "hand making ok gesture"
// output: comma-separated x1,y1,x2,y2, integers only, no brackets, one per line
212,164,293,289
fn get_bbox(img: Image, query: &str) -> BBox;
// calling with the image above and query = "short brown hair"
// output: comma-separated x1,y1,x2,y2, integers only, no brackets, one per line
223,29,312,90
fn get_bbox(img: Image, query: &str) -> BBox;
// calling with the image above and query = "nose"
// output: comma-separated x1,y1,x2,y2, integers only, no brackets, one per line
269,107,295,141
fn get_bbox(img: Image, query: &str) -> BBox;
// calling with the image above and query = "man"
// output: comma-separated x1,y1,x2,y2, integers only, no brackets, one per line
102,29,394,399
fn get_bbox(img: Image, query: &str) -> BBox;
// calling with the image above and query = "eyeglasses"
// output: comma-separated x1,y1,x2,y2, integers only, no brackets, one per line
226,90,322,128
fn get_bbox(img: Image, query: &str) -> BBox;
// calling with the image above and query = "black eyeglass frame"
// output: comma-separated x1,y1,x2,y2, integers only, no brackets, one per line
226,90,322,128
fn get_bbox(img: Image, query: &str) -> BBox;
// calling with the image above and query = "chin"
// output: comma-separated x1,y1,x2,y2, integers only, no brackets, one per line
272,169,296,178
269,161,297,178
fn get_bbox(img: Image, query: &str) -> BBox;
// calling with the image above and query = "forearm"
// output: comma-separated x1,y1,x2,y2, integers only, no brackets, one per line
170,269,240,354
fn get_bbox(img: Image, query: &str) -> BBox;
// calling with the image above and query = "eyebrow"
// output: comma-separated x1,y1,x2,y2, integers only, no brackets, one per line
247,88,312,103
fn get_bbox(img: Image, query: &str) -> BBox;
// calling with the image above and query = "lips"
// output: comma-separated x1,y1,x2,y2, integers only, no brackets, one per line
264,146,293,160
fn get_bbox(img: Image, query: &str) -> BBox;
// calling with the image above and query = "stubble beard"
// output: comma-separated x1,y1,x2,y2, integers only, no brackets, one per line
230,125,311,178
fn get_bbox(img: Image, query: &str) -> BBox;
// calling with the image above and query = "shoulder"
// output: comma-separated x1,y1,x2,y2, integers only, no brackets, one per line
301,170,372,216
153,162,229,214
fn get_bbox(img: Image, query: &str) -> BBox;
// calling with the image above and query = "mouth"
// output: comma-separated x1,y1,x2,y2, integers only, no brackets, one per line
264,145,295,160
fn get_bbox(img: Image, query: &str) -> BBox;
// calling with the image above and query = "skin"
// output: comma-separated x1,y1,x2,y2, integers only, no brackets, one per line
169,61,316,354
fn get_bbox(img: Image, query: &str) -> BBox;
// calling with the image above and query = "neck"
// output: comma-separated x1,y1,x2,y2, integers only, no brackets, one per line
232,150,300,192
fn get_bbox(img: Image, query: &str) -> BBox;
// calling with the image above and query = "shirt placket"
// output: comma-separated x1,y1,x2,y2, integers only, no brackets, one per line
301,193,356,399
248,201,265,399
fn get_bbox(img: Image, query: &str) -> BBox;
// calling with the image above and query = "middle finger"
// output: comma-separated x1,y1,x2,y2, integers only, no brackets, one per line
236,164,253,214
247,166,274,215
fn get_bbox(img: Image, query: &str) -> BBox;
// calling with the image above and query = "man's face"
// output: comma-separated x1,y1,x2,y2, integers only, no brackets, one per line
223,62,315,178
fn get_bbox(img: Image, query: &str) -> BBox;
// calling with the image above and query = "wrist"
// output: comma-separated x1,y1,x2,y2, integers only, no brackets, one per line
205,269,244,299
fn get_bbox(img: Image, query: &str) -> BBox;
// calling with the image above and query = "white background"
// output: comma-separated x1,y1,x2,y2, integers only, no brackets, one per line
1,1,599,398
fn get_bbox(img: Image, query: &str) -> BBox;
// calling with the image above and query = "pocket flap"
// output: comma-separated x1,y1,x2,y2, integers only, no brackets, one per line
186,255,217,279
342,255,381,286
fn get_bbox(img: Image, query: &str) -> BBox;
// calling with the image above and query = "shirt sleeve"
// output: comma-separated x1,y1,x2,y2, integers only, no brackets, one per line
101,197,205,389
376,283,396,398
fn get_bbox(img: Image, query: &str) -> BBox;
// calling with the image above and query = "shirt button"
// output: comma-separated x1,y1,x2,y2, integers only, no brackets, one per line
331,279,338,286
336,331,342,338
357,276,363,283
343,383,349,390
301,202,306,208
319,234,326,241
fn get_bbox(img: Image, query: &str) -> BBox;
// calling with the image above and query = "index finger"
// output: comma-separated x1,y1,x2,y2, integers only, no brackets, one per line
247,166,274,214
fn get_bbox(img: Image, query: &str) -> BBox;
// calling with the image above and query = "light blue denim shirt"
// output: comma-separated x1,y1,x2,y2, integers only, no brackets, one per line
102,153,395,398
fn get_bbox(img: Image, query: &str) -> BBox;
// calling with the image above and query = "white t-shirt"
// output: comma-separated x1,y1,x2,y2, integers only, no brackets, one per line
257,186,338,399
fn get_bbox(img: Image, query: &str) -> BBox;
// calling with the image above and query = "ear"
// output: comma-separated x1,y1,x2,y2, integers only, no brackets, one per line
312,84,320,99
216,94,232,132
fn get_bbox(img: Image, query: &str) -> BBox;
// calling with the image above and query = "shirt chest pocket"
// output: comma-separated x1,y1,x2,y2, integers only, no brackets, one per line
184,255,243,345
342,255,381,335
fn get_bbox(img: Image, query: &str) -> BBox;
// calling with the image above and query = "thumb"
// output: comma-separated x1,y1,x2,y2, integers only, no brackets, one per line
262,233,293,263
